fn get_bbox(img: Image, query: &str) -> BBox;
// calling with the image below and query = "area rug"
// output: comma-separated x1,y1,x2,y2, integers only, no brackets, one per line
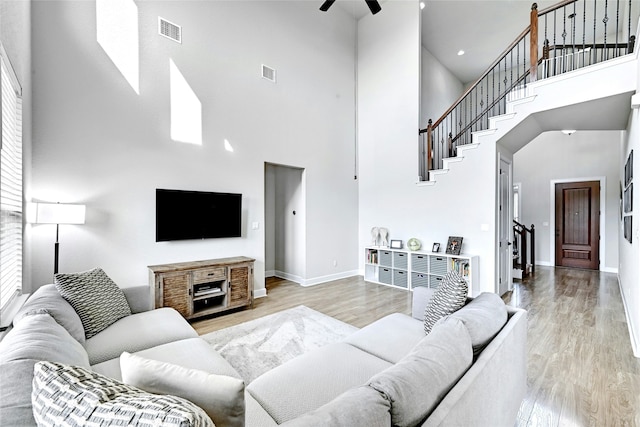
201,305,358,383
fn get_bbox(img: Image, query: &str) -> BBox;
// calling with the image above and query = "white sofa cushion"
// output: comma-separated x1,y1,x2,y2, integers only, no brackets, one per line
368,318,473,427
55,267,131,338
91,337,240,380
344,313,425,363
247,342,392,424
13,284,86,343
0,312,89,367
84,307,197,365
32,361,214,427
121,352,245,427
437,292,508,356
279,386,391,427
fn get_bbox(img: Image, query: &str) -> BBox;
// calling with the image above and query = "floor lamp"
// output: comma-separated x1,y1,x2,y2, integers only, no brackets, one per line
31,202,86,275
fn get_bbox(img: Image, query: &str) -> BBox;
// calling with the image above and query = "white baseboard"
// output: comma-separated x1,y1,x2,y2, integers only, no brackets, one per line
271,270,360,287
301,270,360,287
617,276,640,358
254,288,268,299
534,261,618,274
264,270,276,278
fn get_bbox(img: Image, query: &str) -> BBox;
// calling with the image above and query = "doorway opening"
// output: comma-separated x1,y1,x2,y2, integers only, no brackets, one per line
264,163,306,285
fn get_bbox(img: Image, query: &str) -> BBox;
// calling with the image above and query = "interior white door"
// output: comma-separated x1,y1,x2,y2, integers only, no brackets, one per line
498,157,512,295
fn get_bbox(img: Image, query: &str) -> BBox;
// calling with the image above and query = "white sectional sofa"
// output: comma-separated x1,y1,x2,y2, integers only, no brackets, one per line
0,282,527,427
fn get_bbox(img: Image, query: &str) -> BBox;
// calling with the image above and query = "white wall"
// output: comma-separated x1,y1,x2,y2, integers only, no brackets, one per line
513,130,621,272
0,0,32,291
619,70,640,355
420,46,463,129
29,1,359,294
358,0,499,296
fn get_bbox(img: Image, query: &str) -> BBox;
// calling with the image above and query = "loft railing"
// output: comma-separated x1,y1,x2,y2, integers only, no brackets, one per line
419,0,638,180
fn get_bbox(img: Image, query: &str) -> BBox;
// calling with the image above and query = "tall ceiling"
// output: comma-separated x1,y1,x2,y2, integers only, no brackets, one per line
335,0,558,83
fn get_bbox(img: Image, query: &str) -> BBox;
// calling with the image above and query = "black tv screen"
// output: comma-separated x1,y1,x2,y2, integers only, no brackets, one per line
156,189,242,242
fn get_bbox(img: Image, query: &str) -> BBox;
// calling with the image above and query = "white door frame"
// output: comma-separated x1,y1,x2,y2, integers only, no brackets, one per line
497,153,513,294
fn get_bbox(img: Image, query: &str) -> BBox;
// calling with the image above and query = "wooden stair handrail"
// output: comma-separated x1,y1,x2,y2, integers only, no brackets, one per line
420,25,532,132
419,0,588,134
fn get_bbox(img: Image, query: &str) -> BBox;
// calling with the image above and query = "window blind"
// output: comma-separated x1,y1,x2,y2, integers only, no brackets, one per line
0,44,23,313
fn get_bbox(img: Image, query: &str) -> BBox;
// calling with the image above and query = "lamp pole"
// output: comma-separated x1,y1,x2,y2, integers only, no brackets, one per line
54,223,60,275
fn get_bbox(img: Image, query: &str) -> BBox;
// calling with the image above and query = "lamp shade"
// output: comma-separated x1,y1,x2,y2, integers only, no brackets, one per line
31,203,86,225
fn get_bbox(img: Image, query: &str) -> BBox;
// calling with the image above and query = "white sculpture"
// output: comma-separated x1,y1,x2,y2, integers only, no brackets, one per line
371,227,380,246
379,227,389,247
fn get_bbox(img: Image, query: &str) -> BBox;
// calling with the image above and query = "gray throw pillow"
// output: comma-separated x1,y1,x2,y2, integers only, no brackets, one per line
423,270,468,334
55,268,131,339
437,291,508,356
14,284,86,343
368,318,473,427
32,361,214,427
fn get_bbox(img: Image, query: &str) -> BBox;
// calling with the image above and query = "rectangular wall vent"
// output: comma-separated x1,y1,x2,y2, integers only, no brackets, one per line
262,64,276,83
159,17,182,43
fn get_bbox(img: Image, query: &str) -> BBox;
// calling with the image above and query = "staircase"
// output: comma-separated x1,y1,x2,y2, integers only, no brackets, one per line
419,0,639,184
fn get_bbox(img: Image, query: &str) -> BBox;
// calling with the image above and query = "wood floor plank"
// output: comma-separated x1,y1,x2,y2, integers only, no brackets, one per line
191,267,640,426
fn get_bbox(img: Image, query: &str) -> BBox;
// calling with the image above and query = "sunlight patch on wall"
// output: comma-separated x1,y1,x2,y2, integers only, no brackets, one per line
224,139,234,152
170,59,202,145
96,0,139,94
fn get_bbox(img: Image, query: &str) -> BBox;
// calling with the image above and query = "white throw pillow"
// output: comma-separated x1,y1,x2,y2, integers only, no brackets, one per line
120,351,245,427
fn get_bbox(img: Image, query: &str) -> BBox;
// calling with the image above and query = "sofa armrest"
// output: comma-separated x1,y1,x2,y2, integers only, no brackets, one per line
121,285,153,314
411,287,436,321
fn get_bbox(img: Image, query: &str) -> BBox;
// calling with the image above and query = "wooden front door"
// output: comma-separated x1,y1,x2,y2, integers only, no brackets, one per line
555,181,600,269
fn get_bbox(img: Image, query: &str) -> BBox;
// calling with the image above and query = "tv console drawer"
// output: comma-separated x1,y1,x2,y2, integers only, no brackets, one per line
192,267,226,284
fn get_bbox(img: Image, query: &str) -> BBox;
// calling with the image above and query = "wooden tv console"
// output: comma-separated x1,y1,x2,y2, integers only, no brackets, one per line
148,256,255,320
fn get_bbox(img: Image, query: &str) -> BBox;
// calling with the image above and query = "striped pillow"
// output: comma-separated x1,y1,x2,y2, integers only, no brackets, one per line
423,271,468,335
32,361,214,427
55,268,131,339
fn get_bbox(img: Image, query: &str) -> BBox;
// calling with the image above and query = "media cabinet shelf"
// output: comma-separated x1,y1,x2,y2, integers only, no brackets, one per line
148,256,255,320
364,246,478,296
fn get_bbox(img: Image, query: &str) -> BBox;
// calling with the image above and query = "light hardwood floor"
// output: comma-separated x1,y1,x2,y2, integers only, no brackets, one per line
191,267,640,426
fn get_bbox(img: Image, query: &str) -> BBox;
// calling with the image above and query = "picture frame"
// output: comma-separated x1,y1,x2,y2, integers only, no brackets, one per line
445,236,463,255
432,243,441,253
624,183,633,213
625,150,634,187
390,239,403,249
624,215,633,243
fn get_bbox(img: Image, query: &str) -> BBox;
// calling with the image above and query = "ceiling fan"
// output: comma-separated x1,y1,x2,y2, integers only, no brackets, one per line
320,0,382,15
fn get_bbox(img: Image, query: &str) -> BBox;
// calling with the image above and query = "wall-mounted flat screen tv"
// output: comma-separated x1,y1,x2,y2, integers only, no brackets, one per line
156,189,242,242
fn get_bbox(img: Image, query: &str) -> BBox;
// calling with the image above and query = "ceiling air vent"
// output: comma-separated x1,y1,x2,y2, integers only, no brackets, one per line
262,64,276,83
159,17,182,44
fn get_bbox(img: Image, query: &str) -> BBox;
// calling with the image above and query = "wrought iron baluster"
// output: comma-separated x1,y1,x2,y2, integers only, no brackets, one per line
593,0,597,64
613,0,620,58
582,0,586,67
603,0,608,61
554,9,558,76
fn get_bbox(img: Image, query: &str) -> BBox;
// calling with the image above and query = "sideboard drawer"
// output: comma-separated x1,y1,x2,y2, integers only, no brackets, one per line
192,267,226,284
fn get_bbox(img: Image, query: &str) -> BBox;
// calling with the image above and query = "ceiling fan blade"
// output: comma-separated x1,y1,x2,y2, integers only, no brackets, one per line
365,0,382,15
319,0,336,12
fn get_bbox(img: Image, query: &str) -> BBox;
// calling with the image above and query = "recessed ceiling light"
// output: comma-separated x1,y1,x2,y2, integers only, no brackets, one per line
457,50,465,56
420,2,425,9
561,129,576,135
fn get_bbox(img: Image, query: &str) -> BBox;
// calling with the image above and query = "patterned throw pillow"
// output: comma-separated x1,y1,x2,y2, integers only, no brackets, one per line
55,268,132,339
423,270,468,335
32,361,214,427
